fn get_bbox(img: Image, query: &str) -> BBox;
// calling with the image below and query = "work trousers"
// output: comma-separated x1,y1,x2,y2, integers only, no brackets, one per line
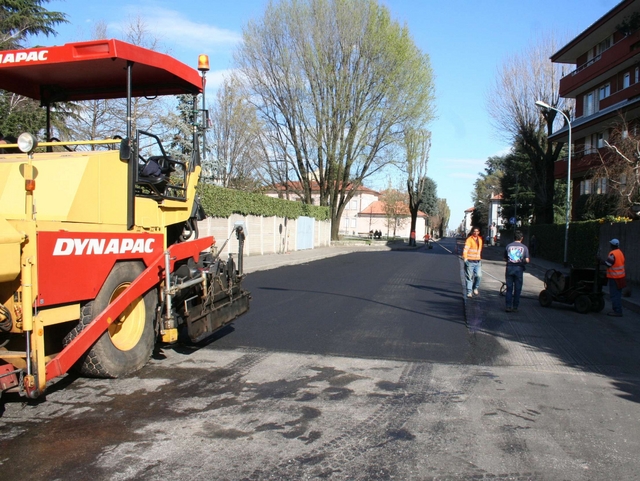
505,265,524,309
608,278,623,314
465,260,482,294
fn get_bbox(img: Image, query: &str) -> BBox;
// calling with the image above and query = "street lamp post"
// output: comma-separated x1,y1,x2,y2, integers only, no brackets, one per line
535,100,572,266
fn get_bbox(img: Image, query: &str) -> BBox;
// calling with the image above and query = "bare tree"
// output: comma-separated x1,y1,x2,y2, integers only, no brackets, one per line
403,128,431,245
488,34,572,224
435,198,450,238
235,0,435,239
208,76,263,190
62,16,173,150
591,117,640,217
380,187,408,238
63,22,117,148
111,15,172,146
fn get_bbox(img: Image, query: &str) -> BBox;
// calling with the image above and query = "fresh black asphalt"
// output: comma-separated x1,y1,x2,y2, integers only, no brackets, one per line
213,239,501,364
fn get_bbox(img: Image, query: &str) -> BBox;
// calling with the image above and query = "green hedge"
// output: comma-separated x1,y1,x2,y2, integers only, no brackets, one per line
517,220,601,268
198,184,330,221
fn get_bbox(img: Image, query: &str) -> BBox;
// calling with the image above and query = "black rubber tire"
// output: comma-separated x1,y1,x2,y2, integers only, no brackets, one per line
63,262,156,378
538,289,553,307
591,295,606,313
574,295,592,314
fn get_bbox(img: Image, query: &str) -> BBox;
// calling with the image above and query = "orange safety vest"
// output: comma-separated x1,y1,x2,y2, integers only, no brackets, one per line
606,250,625,279
463,235,483,261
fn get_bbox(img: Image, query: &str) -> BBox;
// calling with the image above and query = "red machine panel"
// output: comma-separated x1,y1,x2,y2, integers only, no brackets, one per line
37,231,164,307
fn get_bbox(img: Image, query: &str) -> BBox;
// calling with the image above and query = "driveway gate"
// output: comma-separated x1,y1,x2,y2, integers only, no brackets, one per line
296,216,315,250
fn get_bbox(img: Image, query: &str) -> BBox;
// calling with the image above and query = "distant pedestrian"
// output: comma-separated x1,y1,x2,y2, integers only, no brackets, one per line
504,230,530,313
490,223,497,246
601,238,626,317
462,227,483,298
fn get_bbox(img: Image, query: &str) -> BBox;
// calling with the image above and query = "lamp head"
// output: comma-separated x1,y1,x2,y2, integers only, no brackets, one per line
535,100,551,109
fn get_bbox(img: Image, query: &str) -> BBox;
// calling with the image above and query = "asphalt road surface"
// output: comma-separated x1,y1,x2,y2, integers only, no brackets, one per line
1,239,639,480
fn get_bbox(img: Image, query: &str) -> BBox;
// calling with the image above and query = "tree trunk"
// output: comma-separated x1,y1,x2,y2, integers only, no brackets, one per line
330,217,341,241
409,210,418,246
330,203,346,241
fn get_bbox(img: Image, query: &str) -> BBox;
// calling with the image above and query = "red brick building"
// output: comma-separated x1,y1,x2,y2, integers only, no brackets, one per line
550,0,640,214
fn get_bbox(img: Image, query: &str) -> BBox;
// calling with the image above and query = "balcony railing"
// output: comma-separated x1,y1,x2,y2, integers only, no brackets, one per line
571,53,602,76
559,31,640,96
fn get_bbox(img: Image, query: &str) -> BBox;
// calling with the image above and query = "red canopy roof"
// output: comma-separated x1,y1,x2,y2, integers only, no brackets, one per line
0,39,202,103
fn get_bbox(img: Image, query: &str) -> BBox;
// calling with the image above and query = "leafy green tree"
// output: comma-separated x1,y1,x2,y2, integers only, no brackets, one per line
419,177,438,217
0,0,66,50
499,148,534,226
236,0,435,240
168,94,197,160
0,0,67,138
472,157,504,230
0,93,47,137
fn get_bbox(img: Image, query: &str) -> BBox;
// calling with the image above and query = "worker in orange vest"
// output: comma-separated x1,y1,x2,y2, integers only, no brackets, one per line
462,227,483,298
602,238,626,317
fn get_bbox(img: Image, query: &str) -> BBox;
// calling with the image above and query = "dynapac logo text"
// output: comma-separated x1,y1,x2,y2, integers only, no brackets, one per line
53,238,156,256
0,50,48,64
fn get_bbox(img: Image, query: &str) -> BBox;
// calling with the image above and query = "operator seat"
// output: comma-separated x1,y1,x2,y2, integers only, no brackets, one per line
137,155,178,199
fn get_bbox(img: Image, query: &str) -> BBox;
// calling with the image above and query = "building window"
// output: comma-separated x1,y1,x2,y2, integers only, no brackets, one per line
599,83,610,100
350,218,356,228
596,131,608,148
624,72,631,89
594,178,607,194
584,91,596,115
596,35,612,55
585,135,593,153
636,67,639,83
351,200,358,210
581,178,608,194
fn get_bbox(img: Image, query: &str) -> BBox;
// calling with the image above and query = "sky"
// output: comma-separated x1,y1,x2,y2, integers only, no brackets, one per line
39,0,621,229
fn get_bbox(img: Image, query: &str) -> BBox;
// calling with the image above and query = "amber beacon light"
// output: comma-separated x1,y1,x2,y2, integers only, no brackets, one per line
198,54,210,72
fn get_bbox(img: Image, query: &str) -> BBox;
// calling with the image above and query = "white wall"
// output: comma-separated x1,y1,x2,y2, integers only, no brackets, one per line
198,215,331,257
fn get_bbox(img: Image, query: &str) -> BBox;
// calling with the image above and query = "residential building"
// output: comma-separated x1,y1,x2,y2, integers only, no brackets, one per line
550,0,640,216
462,207,474,236
359,201,427,239
488,193,505,230
264,182,427,238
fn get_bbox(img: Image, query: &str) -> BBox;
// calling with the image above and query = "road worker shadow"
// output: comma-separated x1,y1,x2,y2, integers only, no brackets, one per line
407,283,460,301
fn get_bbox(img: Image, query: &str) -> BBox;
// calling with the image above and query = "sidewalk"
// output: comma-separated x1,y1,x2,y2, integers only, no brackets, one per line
480,244,640,315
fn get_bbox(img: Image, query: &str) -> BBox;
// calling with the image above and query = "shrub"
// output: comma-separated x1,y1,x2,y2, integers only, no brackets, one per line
528,220,600,267
198,184,330,221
